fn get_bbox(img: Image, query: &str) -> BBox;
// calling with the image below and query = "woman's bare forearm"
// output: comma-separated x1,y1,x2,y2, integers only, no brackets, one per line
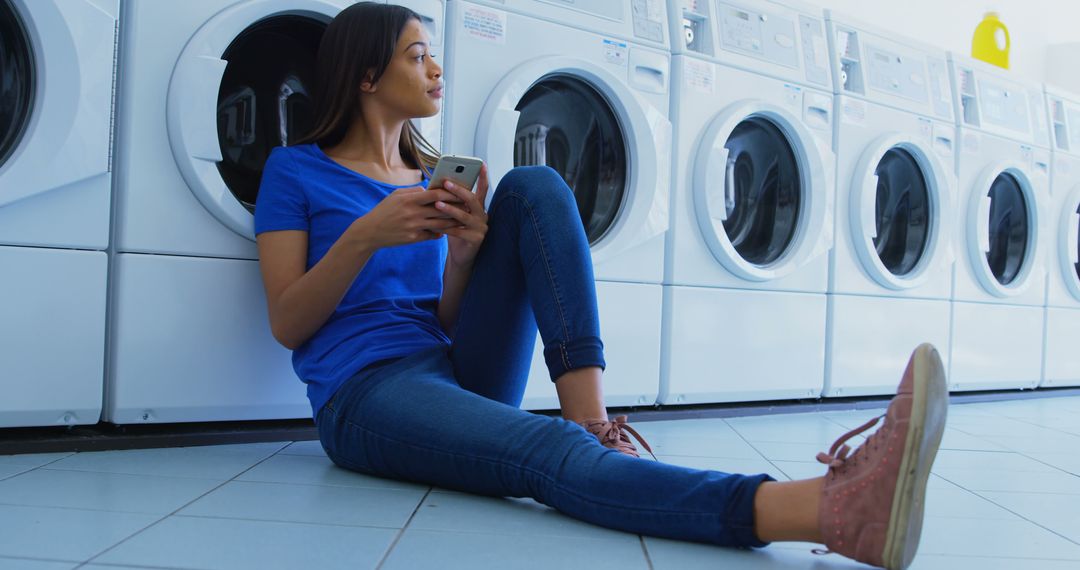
272,228,377,350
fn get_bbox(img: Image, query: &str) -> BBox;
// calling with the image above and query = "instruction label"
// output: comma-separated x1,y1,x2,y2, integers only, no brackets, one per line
782,84,802,109
842,98,866,126
684,59,714,95
463,5,506,45
917,117,933,140
603,38,628,66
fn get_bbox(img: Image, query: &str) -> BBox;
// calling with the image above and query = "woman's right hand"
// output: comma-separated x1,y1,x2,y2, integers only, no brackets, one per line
348,187,463,250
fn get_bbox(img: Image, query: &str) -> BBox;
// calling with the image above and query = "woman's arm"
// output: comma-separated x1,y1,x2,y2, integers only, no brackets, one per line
437,257,474,337
257,226,377,351
432,169,492,338
258,186,463,350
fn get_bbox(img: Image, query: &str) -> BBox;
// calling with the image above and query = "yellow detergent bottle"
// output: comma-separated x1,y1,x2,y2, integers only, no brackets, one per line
972,11,1010,69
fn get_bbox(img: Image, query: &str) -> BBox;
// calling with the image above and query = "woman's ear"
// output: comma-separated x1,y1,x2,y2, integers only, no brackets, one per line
359,69,377,94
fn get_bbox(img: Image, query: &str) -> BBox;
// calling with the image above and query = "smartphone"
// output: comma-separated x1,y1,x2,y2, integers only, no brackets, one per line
430,154,484,192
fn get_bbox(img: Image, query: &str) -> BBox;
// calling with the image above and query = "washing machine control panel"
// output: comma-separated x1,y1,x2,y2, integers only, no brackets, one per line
927,57,954,121
957,66,1031,137
711,1,829,89
831,24,954,120
799,15,830,88
1049,96,1080,153
718,4,798,70
537,0,621,21
1030,87,1052,148
865,45,928,103
630,0,665,43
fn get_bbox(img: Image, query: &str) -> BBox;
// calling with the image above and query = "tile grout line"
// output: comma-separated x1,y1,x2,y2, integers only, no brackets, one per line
720,419,801,481
638,535,655,570
0,452,79,482
933,471,1080,548
8,405,1080,567
75,441,293,567
944,422,1080,474
374,486,434,570
994,412,1080,439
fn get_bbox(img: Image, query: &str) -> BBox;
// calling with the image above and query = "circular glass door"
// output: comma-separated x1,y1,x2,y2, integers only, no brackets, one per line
512,75,627,245
872,148,931,276
985,172,1029,285
217,15,324,213
0,0,34,169
721,117,800,266
1073,201,1080,284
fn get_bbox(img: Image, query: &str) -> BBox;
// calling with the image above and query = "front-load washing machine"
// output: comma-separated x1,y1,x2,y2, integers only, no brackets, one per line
442,0,672,409
948,53,1052,392
109,0,445,423
822,13,957,397
1042,86,1080,387
661,0,835,404
0,0,116,428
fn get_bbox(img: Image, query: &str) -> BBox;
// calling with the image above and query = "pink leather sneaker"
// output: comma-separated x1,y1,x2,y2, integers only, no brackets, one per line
578,415,657,460
814,343,948,570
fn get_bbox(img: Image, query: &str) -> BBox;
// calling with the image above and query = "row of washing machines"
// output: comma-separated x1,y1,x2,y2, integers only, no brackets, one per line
2,0,1078,429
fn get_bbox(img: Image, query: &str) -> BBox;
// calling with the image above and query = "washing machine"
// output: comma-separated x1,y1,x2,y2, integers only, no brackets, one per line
0,0,116,428
948,53,1052,392
442,0,672,410
1043,86,1080,387
822,14,957,398
108,0,445,423
660,0,835,405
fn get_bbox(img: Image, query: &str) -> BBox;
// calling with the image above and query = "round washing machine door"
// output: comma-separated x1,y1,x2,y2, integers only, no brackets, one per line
692,101,832,281
965,163,1044,297
1060,184,1080,301
167,0,340,240
475,57,671,263
0,0,34,170
849,135,954,290
0,0,114,206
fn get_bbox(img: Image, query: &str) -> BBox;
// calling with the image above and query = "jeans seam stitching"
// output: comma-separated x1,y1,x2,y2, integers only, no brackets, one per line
324,348,443,416
506,190,573,372
333,412,729,519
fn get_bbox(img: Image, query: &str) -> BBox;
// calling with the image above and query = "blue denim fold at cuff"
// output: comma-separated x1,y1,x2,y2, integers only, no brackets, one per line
542,335,606,381
724,472,777,548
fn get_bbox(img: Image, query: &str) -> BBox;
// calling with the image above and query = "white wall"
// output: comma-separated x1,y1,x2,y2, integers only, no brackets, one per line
803,0,1080,87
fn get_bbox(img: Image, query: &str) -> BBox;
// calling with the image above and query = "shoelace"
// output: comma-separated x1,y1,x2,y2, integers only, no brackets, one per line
810,412,887,558
584,415,658,461
815,413,886,469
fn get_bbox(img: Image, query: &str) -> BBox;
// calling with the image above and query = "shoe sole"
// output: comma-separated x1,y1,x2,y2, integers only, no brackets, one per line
881,343,948,570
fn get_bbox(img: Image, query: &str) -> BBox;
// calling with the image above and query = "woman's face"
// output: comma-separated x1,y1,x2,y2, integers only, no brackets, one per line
364,18,443,119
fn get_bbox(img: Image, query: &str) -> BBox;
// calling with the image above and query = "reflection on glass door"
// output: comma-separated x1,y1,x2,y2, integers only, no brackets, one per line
217,16,324,212
513,75,626,245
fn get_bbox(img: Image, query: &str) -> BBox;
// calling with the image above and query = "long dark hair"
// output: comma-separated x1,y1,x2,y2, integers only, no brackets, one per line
294,2,439,174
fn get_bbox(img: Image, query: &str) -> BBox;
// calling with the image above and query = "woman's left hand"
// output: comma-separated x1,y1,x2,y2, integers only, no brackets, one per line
433,164,490,268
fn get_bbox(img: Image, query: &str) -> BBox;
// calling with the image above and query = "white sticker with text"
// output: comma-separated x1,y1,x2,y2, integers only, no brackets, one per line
463,5,506,44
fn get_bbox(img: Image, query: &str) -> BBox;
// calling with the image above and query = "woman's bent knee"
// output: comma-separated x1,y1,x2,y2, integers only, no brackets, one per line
493,166,575,211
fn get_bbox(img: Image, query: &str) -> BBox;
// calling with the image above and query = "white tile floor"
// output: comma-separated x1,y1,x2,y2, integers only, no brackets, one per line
2,396,1080,569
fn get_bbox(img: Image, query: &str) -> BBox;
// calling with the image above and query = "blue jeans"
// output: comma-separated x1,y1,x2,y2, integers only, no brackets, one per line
316,166,773,547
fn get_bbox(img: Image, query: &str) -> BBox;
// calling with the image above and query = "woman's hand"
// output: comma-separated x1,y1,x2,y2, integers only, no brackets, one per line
348,186,463,250
431,164,491,268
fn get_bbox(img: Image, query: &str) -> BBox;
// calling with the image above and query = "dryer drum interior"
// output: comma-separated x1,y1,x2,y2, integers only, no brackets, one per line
872,147,931,276
216,15,325,213
721,116,800,266
985,172,1029,285
512,74,627,245
0,0,35,169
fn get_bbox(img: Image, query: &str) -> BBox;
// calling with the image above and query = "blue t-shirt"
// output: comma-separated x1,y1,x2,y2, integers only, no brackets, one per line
254,143,450,418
